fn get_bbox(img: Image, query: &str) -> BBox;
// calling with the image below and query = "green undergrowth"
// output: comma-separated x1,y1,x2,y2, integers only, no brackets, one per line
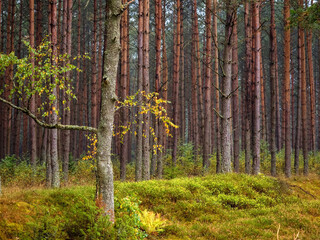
1,174,320,239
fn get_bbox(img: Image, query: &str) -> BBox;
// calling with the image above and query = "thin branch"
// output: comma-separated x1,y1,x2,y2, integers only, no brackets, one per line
213,108,224,119
0,96,97,133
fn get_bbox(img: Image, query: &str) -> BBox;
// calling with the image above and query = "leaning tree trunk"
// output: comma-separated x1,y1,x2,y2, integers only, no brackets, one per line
96,0,123,221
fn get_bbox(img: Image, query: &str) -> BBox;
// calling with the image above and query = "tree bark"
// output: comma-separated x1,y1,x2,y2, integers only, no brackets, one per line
213,0,221,173
244,0,252,174
221,0,235,173
135,0,143,181
30,0,37,167
96,0,124,221
203,0,212,169
172,0,181,165
232,15,239,172
142,0,150,179
306,26,315,153
120,0,129,181
62,0,72,182
298,2,308,175
284,0,291,177
270,0,277,176
50,0,60,188
91,0,98,128
252,0,261,174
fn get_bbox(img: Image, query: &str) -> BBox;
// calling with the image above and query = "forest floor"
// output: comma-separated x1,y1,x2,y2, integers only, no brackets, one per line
0,173,320,239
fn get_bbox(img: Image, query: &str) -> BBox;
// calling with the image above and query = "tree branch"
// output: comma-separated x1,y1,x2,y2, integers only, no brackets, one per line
0,96,97,133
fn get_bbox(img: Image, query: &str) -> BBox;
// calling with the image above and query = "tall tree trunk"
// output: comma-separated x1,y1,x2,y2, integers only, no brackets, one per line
203,0,212,169
96,0,124,221
213,0,221,172
30,0,37,167
298,3,308,175
270,0,277,176
50,0,60,188
244,0,252,174
252,0,261,174
158,0,167,179
155,0,162,176
284,0,291,177
260,55,266,142
91,0,98,128
62,0,72,182
221,0,235,173
295,36,302,174
232,15,239,172
191,1,199,153
136,0,143,181
142,0,150,179
275,51,281,151
180,7,185,144
119,0,129,180
306,17,315,153
172,0,181,165
4,0,15,157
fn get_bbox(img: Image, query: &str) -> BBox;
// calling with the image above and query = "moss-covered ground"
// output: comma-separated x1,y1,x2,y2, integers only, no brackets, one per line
1,174,320,239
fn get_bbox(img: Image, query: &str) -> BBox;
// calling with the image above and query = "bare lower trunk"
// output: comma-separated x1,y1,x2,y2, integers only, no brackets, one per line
96,0,123,221
221,1,234,173
270,0,277,176
252,0,261,175
135,0,143,181
232,16,239,172
203,0,212,169
284,0,291,177
244,0,252,174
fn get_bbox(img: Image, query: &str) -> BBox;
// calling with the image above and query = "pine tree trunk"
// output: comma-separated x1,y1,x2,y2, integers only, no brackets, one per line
191,2,199,152
298,4,308,175
306,28,315,153
295,37,302,174
244,0,252,174
270,0,277,176
232,15,239,172
252,0,261,174
180,7,185,144
120,0,129,180
91,0,98,128
213,0,220,172
221,0,235,173
284,0,291,177
203,0,212,169
30,0,37,167
172,0,181,165
155,0,162,176
62,0,72,182
157,0,167,179
135,0,143,181
142,0,150,179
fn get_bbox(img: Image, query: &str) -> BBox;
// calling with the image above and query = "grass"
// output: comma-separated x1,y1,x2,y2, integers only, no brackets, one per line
0,174,320,239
